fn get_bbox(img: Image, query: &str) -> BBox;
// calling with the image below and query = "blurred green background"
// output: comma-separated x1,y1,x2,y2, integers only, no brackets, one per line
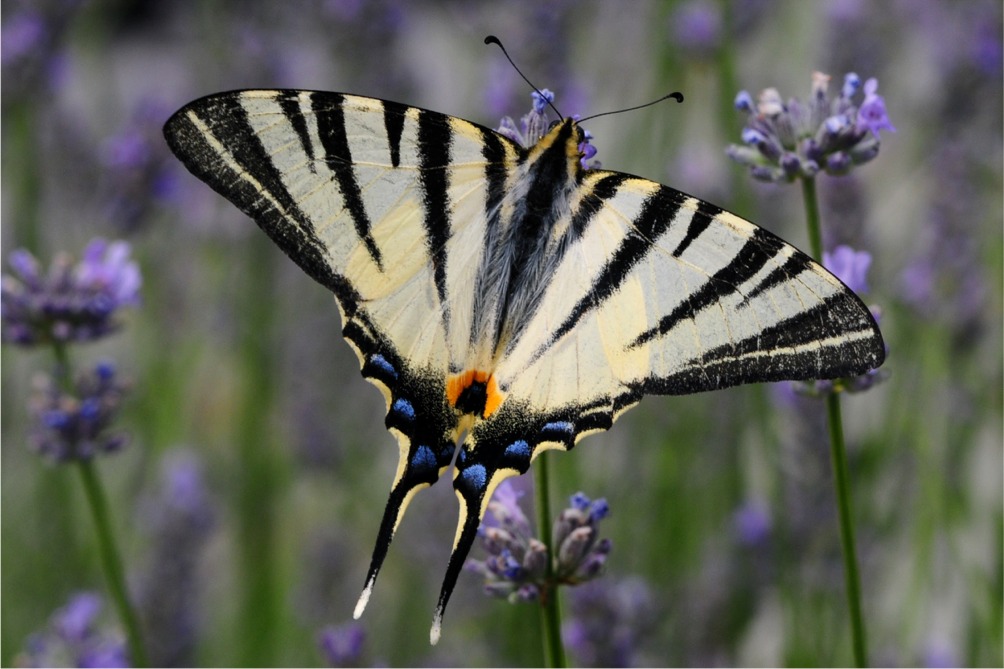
2,0,1001,666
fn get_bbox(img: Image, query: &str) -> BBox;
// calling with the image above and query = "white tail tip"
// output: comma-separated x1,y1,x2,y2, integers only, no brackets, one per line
353,582,372,620
429,615,442,645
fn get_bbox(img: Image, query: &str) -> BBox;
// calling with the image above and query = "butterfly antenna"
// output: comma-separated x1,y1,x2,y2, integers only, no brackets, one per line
577,92,684,123
484,35,563,118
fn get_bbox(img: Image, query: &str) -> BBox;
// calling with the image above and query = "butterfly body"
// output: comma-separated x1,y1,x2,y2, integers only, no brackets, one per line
164,89,884,642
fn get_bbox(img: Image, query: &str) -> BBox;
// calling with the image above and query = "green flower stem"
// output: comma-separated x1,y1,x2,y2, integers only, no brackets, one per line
76,459,149,668
534,452,567,668
234,236,281,666
51,344,149,667
799,177,869,667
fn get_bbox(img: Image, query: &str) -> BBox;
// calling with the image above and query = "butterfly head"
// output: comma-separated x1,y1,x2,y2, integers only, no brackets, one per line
529,117,591,177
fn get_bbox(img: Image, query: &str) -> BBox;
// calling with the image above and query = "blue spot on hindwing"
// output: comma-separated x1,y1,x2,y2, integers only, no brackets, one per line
504,439,531,460
460,463,487,491
411,445,437,472
542,421,574,436
369,354,398,379
392,398,415,421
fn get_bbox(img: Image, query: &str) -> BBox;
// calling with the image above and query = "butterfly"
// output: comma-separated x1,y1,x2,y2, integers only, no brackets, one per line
163,84,884,643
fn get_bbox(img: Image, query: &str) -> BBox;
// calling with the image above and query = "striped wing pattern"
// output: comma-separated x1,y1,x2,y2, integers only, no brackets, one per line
164,90,884,642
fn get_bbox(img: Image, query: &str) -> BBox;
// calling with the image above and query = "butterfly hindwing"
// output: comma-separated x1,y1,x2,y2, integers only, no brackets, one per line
165,92,885,643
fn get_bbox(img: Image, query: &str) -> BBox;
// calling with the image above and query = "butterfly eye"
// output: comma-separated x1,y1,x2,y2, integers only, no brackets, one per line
547,119,561,131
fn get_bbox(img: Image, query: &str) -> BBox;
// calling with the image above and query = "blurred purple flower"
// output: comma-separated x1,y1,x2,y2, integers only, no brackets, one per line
54,593,103,643
466,481,611,604
2,239,141,347
923,639,960,668
562,578,657,667
137,451,216,666
727,71,895,183
1,1,86,96
733,500,772,546
671,0,722,56
317,622,366,667
15,592,130,668
28,361,129,463
100,99,188,231
1,11,47,64
824,245,872,294
898,143,989,339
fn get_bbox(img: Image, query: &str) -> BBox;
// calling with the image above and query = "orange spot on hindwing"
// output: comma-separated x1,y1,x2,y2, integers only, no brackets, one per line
446,370,505,418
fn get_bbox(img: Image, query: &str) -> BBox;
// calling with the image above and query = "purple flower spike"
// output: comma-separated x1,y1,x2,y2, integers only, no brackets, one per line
28,361,130,463
318,623,365,667
15,592,130,668
497,88,600,170
727,71,894,183
467,481,613,605
1,239,141,347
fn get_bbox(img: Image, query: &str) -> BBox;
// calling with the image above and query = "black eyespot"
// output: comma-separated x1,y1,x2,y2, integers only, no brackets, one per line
574,126,586,144
547,119,561,131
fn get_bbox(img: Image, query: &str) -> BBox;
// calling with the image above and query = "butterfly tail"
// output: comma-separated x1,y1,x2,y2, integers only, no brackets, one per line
354,436,454,619
429,496,482,645
429,458,520,644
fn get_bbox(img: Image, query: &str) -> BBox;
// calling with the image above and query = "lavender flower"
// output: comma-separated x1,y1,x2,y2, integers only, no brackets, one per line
671,0,722,57
496,88,599,170
552,492,612,583
726,72,895,183
317,622,366,667
562,578,657,667
136,452,216,666
2,239,141,346
15,592,130,668
100,99,187,231
28,361,129,462
1,2,85,96
733,499,772,547
824,245,872,294
466,481,611,603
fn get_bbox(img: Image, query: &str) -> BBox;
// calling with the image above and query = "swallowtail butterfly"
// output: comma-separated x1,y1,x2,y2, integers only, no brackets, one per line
164,78,884,643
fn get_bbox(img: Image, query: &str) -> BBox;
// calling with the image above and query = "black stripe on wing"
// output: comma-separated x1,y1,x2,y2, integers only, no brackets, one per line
672,198,720,257
163,92,351,303
279,94,316,172
639,291,885,395
528,183,683,361
631,225,786,347
382,100,408,168
416,108,454,329
312,93,385,271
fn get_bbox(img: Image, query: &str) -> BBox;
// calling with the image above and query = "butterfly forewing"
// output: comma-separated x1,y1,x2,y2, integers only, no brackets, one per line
164,89,884,643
